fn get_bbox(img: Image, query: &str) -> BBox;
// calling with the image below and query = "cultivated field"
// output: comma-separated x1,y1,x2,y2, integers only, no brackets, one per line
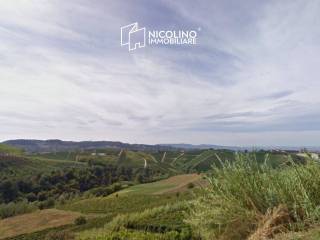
116,173,206,195
0,209,82,239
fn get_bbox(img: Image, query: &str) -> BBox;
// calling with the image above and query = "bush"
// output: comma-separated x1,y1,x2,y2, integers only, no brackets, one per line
186,153,320,239
0,200,37,219
38,198,55,210
26,192,37,202
85,183,123,197
187,182,195,189
75,216,87,225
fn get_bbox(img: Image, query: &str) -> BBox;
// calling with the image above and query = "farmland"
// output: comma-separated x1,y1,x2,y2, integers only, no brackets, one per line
0,209,82,239
1,142,318,239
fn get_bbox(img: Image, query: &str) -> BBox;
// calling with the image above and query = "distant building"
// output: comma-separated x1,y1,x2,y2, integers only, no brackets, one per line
311,153,319,160
91,152,106,156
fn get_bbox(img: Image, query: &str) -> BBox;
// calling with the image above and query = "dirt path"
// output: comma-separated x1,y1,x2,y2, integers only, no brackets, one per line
161,152,166,162
150,155,158,163
118,149,123,156
144,158,147,168
171,152,184,164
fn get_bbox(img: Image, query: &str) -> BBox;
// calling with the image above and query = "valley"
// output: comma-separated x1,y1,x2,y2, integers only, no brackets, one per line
0,141,319,239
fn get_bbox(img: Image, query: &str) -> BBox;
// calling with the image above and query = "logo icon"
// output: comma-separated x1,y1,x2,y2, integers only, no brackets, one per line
120,23,146,51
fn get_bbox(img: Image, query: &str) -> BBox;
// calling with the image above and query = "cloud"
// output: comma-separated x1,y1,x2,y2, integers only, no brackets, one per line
0,0,319,146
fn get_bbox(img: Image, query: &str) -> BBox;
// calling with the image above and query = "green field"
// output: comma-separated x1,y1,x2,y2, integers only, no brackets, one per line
117,174,205,195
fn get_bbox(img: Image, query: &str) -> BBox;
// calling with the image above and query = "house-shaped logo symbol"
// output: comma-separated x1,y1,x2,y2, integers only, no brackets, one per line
121,23,146,51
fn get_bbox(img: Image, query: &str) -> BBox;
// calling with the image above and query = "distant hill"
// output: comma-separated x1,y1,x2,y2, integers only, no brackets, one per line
3,139,320,153
160,143,245,151
3,139,175,153
162,143,320,152
0,143,24,155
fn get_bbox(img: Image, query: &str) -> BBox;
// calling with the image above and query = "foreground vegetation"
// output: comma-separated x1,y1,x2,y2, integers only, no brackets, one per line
2,142,320,239
187,153,320,239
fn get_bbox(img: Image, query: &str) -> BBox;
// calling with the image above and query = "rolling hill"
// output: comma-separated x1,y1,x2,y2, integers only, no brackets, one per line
3,139,175,153
0,142,312,240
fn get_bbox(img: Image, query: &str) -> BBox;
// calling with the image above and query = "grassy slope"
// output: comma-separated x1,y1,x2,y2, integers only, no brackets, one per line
60,174,201,215
62,174,201,239
0,148,303,240
0,156,86,180
0,144,24,155
0,209,82,239
3,193,193,239
21,149,295,177
0,143,87,180
117,173,205,195
4,173,199,239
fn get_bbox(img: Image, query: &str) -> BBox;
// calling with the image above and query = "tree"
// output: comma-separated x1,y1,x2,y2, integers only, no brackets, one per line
0,180,18,203
135,174,144,183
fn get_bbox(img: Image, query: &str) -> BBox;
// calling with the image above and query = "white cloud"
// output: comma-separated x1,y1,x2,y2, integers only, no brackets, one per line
0,0,319,146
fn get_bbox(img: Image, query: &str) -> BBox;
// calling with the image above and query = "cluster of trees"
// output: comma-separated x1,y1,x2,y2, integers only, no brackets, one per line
0,164,157,206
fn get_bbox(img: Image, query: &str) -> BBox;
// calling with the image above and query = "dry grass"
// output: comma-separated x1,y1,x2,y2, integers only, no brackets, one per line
0,209,82,239
248,205,290,240
273,225,320,240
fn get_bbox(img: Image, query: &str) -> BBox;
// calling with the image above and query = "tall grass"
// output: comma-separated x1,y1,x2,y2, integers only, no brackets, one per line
186,153,320,239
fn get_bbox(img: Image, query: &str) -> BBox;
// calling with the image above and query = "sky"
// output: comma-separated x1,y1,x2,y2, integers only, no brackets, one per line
0,0,320,146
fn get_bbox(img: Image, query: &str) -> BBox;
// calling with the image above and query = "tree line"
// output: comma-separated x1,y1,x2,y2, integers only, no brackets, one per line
0,163,157,205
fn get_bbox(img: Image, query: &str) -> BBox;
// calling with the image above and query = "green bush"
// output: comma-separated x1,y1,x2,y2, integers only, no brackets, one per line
75,216,87,225
186,153,320,239
26,192,37,202
0,200,37,219
187,182,195,189
85,183,123,197
38,198,55,210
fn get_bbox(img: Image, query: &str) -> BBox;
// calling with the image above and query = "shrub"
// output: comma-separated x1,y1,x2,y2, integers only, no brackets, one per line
75,216,87,225
0,200,37,219
186,153,320,240
37,191,48,201
38,197,55,210
26,192,37,202
187,182,195,189
85,183,123,197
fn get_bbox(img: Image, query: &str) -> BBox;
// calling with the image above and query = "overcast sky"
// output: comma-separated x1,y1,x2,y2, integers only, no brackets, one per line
0,0,320,146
